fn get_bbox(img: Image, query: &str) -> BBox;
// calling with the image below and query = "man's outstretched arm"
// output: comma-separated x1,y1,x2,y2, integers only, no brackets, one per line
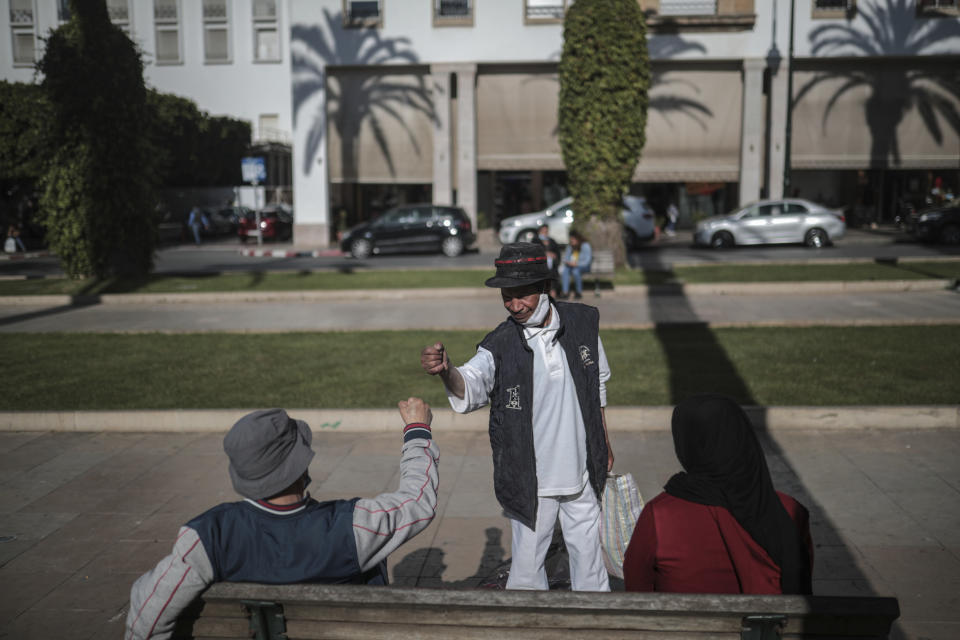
352,397,440,572
126,527,214,640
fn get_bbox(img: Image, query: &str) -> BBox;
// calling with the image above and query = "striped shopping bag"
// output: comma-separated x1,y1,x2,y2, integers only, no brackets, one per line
600,473,644,579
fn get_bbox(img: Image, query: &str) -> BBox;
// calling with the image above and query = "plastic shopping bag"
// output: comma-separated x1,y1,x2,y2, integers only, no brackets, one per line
600,473,644,579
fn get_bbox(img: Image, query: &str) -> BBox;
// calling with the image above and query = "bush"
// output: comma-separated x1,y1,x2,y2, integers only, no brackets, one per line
37,0,157,279
146,91,251,187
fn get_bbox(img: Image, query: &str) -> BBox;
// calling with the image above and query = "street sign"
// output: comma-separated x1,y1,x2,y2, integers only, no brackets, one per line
241,156,267,184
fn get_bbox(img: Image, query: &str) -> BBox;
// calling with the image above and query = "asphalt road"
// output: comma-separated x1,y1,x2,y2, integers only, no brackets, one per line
2,227,959,278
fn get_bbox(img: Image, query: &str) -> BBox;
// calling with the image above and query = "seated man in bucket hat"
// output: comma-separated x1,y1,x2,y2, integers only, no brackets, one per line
420,242,613,591
126,398,438,640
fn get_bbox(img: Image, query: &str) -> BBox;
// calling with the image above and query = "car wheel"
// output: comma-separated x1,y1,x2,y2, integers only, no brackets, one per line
517,229,538,244
710,231,734,249
623,227,638,250
350,238,373,259
940,224,960,245
804,228,829,248
441,236,464,257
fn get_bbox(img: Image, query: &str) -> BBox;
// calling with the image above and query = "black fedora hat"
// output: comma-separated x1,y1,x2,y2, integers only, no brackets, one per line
484,242,551,288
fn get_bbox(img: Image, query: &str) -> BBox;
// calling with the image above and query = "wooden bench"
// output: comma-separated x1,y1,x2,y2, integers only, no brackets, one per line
177,583,900,639
583,248,615,296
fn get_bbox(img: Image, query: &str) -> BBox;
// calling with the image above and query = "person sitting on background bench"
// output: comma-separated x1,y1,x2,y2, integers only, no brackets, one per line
125,398,440,640
623,393,813,595
560,230,592,299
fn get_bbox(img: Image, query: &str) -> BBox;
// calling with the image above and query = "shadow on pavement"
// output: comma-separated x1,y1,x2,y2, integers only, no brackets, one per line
0,296,101,328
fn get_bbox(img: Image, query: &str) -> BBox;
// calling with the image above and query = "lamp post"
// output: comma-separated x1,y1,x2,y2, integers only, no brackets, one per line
782,0,796,198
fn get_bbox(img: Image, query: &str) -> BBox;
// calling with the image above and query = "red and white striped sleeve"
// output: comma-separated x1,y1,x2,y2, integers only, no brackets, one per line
125,526,214,640
352,435,440,572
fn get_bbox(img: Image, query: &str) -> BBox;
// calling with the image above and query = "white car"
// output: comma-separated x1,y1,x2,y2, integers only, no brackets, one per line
694,199,846,249
498,196,656,247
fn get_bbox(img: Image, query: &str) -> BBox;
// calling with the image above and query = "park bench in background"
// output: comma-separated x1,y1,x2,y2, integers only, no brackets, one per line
583,248,615,296
177,582,900,639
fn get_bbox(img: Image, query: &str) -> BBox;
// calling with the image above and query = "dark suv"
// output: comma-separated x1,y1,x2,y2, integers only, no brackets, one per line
340,204,475,259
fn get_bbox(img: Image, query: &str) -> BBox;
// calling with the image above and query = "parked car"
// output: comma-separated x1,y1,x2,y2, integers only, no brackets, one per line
204,209,235,236
497,196,656,248
217,206,251,233
238,204,294,243
913,202,960,244
693,198,846,249
340,204,475,259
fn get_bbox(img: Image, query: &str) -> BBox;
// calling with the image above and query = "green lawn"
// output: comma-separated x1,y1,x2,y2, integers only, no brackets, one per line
1,260,958,296
3,326,957,410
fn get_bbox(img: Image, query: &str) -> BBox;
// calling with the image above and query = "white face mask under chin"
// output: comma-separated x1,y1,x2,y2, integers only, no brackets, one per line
522,293,551,327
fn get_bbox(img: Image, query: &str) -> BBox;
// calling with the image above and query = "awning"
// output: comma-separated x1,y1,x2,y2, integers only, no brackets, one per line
477,70,564,171
792,64,960,170
327,68,435,183
634,67,743,182
476,65,743,181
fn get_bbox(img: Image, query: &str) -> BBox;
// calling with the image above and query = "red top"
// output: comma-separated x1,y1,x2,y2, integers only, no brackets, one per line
623,491,813,594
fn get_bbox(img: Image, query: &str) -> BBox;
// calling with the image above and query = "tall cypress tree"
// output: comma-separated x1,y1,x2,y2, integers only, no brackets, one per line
559,0,649,264
38,0,157,279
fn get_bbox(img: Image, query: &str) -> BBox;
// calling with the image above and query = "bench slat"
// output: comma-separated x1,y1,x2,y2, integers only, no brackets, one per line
282,602,746,632
284,620,735,640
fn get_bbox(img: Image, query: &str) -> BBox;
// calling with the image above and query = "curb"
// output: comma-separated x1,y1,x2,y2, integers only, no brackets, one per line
0,250,50,261
1,406,956,433
238,248,345,258
0,279,955,307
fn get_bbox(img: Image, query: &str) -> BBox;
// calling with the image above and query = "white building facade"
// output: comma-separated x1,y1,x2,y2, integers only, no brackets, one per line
2,0,959,245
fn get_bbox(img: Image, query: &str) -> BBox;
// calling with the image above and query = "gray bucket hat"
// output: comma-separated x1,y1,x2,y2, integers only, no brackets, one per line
224,409,315,500
484,242,551,288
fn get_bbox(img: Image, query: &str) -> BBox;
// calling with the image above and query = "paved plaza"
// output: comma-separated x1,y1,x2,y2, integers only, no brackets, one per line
0,424,958,639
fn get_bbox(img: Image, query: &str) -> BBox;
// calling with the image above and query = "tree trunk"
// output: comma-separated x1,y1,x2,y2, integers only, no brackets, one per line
581,217,626,268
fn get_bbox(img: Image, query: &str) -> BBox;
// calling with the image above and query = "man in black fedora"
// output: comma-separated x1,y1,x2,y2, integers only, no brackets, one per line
420,242,613,591
126,398,438,640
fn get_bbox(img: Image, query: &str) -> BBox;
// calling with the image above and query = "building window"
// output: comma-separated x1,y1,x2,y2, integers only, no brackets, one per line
812,0,856,18
253,0,280,62
107,0,132,33
658,0,717,15
917,0,959,15
154,0,181,63
641,0,755,30
343,0,382,27
258,114,283,142
57,0,70,22
203,0,231,63
524,0,572,23
434,0,472,26
9,0,35,66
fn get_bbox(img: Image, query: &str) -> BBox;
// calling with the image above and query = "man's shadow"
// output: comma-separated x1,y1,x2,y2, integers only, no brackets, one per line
391,525,624,591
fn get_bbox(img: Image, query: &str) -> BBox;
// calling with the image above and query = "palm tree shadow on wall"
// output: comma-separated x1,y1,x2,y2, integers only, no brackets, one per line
291,10,436,191
795,0,960,221
648,36,713,129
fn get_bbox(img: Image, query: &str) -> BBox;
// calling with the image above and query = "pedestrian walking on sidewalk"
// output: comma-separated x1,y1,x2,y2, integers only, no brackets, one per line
126,398,440,639
187,206,209,245
420,241,614,592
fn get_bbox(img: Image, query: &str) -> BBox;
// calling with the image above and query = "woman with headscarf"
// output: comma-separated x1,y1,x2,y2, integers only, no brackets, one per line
623,394,813,594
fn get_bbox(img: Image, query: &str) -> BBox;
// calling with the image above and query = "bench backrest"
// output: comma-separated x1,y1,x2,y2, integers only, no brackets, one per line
590,248,615,275
182,583,900,640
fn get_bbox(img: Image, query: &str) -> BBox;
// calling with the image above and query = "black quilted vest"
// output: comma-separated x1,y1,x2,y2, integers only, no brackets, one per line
478,301,607,531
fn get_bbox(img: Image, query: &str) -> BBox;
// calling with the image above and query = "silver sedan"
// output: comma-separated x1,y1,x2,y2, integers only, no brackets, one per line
694,199,846,249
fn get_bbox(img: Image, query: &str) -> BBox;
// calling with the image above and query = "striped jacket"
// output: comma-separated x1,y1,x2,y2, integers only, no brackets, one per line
125,428,438,640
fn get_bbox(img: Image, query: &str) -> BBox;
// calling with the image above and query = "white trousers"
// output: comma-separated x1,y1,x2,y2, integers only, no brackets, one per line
506,485,610,591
